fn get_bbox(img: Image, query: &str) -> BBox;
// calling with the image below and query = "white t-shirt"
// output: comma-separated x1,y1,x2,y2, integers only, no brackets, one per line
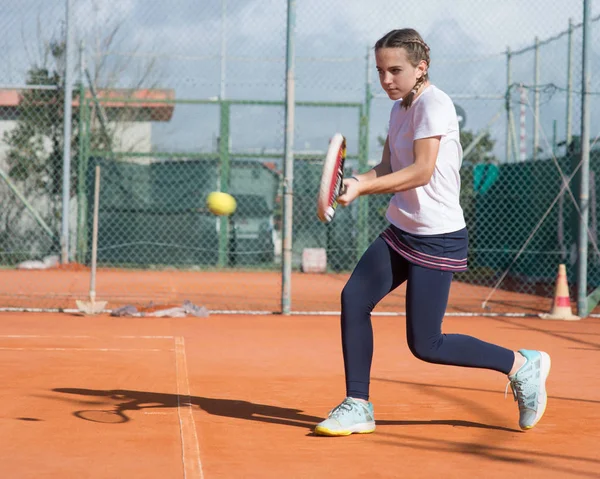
385,84,466,235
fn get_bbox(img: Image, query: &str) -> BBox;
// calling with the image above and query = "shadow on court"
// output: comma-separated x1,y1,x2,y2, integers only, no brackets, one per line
52,387,518,433
51,387,600,474
372,377,600,404
374,432,600,476
488,317,600,350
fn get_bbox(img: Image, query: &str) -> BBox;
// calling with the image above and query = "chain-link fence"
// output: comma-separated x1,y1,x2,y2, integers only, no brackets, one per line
1,0,599,314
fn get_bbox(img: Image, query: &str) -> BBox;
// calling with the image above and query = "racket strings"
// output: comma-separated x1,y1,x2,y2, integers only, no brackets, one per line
317,134,347,223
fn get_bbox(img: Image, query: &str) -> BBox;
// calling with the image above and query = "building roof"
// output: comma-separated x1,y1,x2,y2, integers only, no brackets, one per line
0,90,21,107
0,88,175,122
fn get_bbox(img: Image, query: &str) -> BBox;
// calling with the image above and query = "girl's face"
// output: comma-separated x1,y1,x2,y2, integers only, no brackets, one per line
375,47,427,101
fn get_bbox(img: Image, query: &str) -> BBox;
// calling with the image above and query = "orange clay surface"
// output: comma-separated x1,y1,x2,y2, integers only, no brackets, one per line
0,311,599,478
0,268,573,314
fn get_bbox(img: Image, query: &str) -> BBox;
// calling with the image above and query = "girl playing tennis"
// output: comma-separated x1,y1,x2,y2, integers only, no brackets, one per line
314,28,551,436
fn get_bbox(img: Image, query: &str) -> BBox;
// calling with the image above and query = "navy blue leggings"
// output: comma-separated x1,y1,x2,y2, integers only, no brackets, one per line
341,237,514,401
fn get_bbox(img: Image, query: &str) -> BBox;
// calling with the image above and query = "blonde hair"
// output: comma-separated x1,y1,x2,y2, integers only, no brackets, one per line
374,29,430,109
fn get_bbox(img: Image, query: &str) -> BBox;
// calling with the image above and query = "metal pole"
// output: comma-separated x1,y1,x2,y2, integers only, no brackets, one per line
505,47,512,163
217,102,230,268
281,0,296,315
90,165,101,302
362,45,372,168
76,40,87,263
509,107,520,162
578,0,591,317
61,0,74,263
519,84,526,161
220,0,227,100
533,37,540,161
552,119,557,158
566,18,574,148
357,46,372,258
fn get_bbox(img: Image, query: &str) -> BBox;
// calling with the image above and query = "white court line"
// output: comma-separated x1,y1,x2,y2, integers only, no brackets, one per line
118,336,175,339
288,311,541,317
0,335,174,339
0,335,94,339
174,337,204,479
0,347,171,352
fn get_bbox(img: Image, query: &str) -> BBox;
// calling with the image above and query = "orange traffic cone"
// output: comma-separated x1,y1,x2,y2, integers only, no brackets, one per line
539,264,580,321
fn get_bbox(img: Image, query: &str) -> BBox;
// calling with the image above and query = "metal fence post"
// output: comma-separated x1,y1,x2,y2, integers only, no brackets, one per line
566,18,574,148
357,46,372,259
533,37,540,161
218,100,231,268
578,0,592,317
76,40,88,264
505,47,513,163
281,0,296,315
61,0,74,263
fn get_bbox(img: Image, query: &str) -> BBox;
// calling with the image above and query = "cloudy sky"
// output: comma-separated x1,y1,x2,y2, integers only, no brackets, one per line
2,0,599,162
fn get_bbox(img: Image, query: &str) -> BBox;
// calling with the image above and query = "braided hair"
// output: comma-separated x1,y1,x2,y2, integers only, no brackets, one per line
374,29,431,109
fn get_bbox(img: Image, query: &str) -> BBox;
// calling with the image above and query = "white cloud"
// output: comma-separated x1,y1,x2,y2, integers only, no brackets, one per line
74,0,137,27
298,0,586,53
2,0,599,158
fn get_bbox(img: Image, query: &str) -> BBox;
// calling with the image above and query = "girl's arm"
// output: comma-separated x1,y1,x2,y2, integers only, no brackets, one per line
338,135,441,205
352,136,392,182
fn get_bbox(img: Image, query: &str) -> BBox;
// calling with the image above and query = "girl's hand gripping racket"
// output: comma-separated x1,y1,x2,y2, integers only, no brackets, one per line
317,133,347,223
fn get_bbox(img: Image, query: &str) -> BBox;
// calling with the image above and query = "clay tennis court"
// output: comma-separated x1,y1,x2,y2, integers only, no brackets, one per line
0,267,581,314
1,268,599,478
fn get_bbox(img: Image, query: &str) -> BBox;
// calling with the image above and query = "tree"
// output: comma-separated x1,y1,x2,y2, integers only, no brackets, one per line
459,129,497,164
5,41,77,211
2,38,112,244
0,39,77,262
1,17,160,264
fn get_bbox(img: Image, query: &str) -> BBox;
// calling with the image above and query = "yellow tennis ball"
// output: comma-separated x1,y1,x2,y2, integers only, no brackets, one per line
206,191,237,216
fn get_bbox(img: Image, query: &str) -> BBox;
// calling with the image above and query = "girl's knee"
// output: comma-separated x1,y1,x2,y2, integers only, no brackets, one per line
341,280,374,316
408,335,444,363
341,282,363,310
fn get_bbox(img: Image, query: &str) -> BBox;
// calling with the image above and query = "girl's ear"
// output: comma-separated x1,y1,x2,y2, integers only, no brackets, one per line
417,60,428,79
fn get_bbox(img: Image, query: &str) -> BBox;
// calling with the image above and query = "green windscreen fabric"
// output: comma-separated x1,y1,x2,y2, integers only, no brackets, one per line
470,152,600,286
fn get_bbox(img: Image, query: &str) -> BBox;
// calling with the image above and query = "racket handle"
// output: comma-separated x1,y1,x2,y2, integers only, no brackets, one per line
339,175,359,197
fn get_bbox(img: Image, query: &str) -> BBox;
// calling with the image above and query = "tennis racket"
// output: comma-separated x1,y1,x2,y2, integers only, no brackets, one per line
316,133,347,223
